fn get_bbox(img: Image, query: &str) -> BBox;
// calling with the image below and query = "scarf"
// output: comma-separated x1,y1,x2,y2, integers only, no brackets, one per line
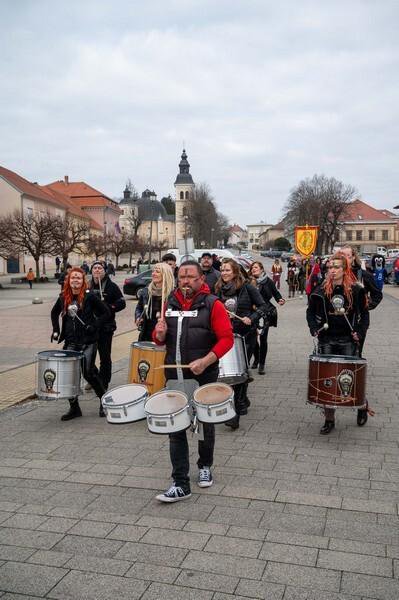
219,281,237,303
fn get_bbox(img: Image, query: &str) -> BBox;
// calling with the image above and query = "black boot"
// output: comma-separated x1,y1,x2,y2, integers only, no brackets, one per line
251,361,258,369
61,399,82,421
320,420,335,435
258,364,265,375
225,415,239,430
357,408,368,427
235,386,248,416
99,402,105,418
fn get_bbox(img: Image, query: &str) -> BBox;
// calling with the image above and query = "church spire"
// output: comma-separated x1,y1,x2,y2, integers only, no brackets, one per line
174,148,194,185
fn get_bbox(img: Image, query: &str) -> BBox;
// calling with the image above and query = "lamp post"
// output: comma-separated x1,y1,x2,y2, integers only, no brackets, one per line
148,199,154,266
211,227,215,248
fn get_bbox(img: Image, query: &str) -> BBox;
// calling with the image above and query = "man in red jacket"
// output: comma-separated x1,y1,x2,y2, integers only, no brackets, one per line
153,260,233,502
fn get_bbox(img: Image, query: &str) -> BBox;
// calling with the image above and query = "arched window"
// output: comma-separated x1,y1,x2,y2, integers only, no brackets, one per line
180,191,184,199
185,191,189,200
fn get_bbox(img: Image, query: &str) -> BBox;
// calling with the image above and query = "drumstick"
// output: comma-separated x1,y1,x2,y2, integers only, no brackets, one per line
160,274,165,319
154,364,193,370
226,310,247,323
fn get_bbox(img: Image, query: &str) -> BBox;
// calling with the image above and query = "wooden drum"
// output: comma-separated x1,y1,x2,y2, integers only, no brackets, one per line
308,354,367,409
128,341,166,395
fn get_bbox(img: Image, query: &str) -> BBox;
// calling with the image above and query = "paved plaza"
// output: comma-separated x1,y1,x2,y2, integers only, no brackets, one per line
0,272,398,599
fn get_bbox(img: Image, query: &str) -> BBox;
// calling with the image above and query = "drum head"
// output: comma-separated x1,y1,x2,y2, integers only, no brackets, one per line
132,341,165,351
37,350,83,359
103,384,148,406
194,383,233,405
145,391,187,414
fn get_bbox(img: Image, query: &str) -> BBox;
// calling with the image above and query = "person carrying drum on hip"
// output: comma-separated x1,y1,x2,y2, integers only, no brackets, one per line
153,260,233,503
50,267,110,421
135,263,175,341
215,258,266,429
306,253,369,435
90,260,126,393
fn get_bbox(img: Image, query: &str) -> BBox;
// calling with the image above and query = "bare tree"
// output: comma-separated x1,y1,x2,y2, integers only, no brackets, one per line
106,230,131,267
51,216,89,268
86,235,106,260
284,175,357,254
0,210,57,278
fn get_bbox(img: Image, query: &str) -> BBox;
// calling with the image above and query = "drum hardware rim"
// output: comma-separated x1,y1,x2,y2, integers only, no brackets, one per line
131,341,166,352
307,399,367,410
193,398,234,413
145,404,190,419
102,394,148,411
308,353,367,365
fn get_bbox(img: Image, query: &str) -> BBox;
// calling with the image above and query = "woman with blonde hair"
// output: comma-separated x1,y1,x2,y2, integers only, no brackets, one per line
135,262,175,341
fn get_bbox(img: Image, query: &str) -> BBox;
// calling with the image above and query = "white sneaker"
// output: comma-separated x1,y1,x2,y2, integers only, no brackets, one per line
198,467,213,488
156,484,192,503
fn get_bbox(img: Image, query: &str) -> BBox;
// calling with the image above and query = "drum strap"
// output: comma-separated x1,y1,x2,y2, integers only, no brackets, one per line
167,310,198,382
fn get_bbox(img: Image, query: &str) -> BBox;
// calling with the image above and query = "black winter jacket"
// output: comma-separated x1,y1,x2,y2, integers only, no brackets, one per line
352,265,382,310
90,275,126,332
256,276,282,327
51,291,110,345
217,283,266,337
203,267,220,293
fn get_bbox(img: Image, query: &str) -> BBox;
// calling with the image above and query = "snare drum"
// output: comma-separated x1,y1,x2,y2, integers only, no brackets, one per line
218,334,248,384
128,341,166,394
145,390,191,434
308,354,367,408
36,350,82,400
193,383,235,423
101,384,148,424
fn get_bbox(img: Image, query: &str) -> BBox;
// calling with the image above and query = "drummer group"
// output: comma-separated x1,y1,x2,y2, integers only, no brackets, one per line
50,246,381,503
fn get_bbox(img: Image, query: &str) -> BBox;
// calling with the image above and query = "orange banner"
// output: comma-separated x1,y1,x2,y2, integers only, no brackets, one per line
294,225,319,257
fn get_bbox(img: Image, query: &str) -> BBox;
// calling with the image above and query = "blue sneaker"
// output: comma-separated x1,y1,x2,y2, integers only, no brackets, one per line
198,467,213,488
156,484,191,503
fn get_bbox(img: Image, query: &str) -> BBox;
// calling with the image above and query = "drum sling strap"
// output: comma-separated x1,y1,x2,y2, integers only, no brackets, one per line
165,309,198,383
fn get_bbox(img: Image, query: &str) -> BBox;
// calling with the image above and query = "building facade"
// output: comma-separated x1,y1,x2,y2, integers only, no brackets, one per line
246,222,273,251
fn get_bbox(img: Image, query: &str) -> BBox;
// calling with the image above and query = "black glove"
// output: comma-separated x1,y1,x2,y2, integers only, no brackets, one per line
51,332,59,343
85,324,96,335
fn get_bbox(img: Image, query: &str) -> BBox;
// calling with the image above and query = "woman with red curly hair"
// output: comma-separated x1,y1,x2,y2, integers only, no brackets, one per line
51,267,109,421
306,253,369,435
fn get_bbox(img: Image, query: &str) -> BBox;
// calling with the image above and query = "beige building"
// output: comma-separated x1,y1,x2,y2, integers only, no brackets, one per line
228,224,248,247
246,222,273,251
259,221,286,249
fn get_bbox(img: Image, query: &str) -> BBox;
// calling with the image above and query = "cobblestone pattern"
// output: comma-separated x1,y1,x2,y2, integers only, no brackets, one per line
0,283,398,598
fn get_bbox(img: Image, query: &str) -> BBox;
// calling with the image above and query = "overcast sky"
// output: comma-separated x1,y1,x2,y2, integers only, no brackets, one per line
1,0,398,225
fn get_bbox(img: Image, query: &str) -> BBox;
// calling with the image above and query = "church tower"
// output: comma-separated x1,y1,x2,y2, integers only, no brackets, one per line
174,149,195,246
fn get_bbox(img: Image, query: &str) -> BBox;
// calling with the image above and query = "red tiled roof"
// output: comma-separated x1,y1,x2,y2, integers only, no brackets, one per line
269,220,285,230
45,179,121,212
0,165,57,205
40,185,89,220
229,224,245,233
380,209,397,218
342,199,392,222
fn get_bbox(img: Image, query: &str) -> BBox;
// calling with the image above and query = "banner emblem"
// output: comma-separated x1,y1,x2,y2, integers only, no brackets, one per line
294,226,319,257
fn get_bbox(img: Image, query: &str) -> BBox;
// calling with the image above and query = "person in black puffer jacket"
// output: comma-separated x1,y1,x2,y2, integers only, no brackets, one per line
89,260,126,391
249,261,285,374
51,267,110,421
215,258,266,429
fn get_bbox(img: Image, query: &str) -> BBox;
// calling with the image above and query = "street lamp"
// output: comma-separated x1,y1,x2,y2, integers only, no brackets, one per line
211,228,215,248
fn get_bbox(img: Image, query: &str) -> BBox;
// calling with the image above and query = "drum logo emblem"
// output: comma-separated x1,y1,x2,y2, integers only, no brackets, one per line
137,360,150,383
42,369,58,394
337,369,354,398
323,378,333,388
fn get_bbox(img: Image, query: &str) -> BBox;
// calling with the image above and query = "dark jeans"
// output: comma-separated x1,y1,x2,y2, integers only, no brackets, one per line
28,281,33,289
64,342,106,400
168,369,217,492
318,337,358,421
253,326,270,366
97,330,114,388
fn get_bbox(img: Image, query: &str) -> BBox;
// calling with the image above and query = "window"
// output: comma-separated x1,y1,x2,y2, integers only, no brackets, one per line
356,230,362,241
185,191,189,200
368,230,375,241
382,230,388,241
346,230,353,241
180,191,184,199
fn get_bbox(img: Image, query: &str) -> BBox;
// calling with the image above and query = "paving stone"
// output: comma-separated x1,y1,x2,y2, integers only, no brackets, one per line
387,545,399,559
341,497,397,515
283,588,361,600
317,549,392,576
26,549,72,567
235,579,286,599
227,525,267,541
66,471,123,486
114,541,188,566
51,534,123,557
263,562,341,592
183,520,229,536
67,519,116,538
0,561,67,596
275,490,342,509
328,537,386,557
125,562,180,584
207,506,264,527
140,527,209,550
0,527,63,550
175,570,239,593
37,516,78,533
45,490,98,508
136,515,187,530
259,541,318,566
342,572,399,599
48,570,148,599
107,524,148,542
0,513,48,529
326,508,377,523
181,549,266,579
0,502,23,512
324,519,398,545
140,582,213,600
204,534,262,558
0,544,35,561
64,554,131,576
259,513,325,536
196,493,251,508
282,503,327,518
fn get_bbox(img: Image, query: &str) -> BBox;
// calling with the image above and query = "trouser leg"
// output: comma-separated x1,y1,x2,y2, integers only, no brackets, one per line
258,327,269,366
82,343,106,399
197,423,215,469
169,430,190,491
97,331,113,388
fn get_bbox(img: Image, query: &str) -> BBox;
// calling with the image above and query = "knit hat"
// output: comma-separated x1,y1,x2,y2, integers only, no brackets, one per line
91,260,106,272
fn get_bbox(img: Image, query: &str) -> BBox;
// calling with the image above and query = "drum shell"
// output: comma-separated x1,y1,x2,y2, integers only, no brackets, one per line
145,391,191,434
218,334,248,384
128,341,166,394
308,354,367,408
36,350,82,400
193,383,236,423
101,384,148,424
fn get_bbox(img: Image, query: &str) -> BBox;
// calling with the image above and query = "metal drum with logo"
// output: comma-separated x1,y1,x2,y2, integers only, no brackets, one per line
308,354,367,409
36,350,82,400
128,341,166,395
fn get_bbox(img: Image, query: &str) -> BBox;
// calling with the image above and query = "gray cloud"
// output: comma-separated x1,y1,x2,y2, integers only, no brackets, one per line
1,0,398,224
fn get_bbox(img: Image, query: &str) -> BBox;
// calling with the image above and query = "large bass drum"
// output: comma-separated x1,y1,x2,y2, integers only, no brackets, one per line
36,350,82,400
218,334,248,384
308,354,367,409
128,341,166,395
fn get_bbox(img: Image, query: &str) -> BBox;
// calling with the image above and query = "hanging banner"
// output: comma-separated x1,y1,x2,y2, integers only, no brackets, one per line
294,225,319,257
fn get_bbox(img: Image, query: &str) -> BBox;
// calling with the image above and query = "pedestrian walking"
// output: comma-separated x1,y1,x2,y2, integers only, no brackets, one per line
26,268,35,289
271,258,282,289
55,256,61,274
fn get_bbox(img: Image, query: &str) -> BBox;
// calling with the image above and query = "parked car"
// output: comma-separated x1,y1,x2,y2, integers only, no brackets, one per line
280,251,294,262
123,269,152,297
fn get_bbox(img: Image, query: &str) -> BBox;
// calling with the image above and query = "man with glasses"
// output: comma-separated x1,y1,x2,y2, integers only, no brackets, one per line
153,260,233,502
